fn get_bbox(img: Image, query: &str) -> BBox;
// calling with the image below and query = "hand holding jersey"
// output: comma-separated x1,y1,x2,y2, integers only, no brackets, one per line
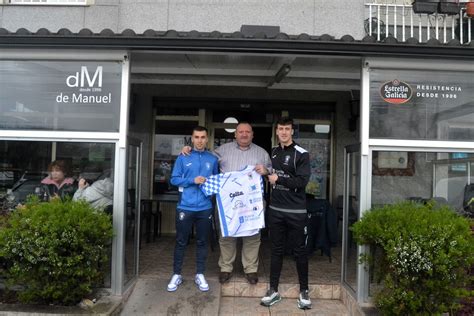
201,165,265,237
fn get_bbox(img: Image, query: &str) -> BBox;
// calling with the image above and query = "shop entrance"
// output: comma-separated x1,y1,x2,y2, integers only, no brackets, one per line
138,102,339,285
129,50,361,298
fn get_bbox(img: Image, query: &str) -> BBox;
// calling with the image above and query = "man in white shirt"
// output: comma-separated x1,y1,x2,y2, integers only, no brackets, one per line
183,122,271,284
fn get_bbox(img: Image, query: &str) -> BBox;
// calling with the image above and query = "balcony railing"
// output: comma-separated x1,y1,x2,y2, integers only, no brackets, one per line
365,1,472,44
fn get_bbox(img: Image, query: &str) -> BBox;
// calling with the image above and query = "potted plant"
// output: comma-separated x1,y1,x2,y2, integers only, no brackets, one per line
412,0,440,14
439,0,461,15
0,197,113,305
352,201,474,315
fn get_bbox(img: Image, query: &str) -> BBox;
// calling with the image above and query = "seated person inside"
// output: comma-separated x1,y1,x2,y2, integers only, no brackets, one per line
73,170,113,213
40,160,76,201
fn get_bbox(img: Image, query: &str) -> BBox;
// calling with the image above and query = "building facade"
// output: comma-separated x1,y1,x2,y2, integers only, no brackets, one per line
0,0,473,311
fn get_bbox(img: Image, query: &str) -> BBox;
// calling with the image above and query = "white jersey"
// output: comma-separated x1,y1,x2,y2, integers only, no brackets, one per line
201,165,265,237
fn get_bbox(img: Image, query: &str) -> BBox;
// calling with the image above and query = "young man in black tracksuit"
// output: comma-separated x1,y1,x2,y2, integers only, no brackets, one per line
260,117,312,310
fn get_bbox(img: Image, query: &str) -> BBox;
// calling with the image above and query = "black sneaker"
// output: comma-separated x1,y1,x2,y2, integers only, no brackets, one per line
297,289,312,309
260,288,281,306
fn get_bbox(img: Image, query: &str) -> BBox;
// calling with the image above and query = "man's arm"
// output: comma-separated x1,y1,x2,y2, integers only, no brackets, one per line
254,150,273,175
170,156,195,187
212,157,219,175
274,152,310,190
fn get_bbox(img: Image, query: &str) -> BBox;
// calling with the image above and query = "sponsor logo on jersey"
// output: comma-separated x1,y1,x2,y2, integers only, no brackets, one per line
229,191,244,198
249,197,262,204
233,200,245,210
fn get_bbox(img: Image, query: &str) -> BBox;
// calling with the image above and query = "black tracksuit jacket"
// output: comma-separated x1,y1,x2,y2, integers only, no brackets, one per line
269,142,310,213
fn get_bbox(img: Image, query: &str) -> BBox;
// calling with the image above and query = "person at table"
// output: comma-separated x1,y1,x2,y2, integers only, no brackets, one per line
167,126,219,293
181,122,271,285
40,160,77,201
73,171,113,213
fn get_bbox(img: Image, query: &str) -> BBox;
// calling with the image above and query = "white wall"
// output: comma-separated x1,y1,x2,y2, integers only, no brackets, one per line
0,0,366,39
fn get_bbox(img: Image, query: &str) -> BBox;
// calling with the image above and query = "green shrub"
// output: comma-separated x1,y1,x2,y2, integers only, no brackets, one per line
352,201,474,315
0,197,113,305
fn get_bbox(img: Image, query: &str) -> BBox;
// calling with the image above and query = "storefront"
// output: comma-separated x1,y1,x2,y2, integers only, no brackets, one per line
0,33,473,305
354,57,474,300
0,50,132,294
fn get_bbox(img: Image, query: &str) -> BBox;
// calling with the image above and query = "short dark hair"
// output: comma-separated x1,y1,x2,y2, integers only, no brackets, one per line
276,117,293,127
193,126,208,134
48,160,72,177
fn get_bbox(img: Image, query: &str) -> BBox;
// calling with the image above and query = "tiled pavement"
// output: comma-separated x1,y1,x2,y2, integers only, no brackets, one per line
139,235,342,285
129,235,351,315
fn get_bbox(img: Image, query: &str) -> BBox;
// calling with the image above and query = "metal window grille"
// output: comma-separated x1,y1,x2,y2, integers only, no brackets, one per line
365,1,472,44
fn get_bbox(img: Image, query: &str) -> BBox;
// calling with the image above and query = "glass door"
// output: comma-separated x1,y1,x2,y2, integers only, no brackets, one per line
123,138,142,286
342,144,361,294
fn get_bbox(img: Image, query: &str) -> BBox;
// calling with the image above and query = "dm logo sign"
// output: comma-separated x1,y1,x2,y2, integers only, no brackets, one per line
380,79,413,104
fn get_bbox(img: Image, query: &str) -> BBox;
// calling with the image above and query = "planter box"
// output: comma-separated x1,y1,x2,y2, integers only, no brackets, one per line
412,0,439,14
439,1,460,15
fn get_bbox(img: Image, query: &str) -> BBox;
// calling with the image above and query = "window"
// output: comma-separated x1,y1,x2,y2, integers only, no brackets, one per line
0,140,114,206
154,118,198,194
0,60,121,132
370,69,474,141
371,150,474,214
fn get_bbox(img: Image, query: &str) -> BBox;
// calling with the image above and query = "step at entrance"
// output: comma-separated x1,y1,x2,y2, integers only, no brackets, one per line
219,296,350,315
121,277,350,315
221,280,341,300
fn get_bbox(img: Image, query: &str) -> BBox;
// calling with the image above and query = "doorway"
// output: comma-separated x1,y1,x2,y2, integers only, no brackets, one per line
123,138,142,288
342,144,361,296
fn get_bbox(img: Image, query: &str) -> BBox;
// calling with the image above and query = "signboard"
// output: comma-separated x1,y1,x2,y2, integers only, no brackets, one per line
369,68,474,141
0,61,122,132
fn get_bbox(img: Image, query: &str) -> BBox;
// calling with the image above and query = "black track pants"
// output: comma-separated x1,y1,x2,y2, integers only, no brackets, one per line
268,209,309,292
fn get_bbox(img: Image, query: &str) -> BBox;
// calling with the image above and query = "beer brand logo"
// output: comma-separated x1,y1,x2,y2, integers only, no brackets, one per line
380,79,413,104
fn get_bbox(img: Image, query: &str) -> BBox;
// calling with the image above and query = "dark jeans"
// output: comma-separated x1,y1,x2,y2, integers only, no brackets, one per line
173,208,212,275
268,209,309,292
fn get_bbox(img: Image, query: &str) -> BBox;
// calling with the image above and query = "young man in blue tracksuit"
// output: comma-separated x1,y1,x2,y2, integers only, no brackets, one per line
167,126,219,292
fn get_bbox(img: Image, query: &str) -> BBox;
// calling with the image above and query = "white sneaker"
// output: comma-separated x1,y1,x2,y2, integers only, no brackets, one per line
260,288,281,306
167,274,182,292
297,289,312,309
194,273,209,292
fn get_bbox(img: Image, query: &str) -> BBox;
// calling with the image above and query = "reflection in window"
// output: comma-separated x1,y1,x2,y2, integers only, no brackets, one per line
371,151,474,214
369,69,474,141
0,141,114,206
0,140,115,287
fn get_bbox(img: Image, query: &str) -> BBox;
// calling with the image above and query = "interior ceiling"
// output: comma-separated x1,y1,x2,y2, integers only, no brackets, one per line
131,51,362,92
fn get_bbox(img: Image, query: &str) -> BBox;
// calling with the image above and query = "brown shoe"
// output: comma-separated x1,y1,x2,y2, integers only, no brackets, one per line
219,272,232,284
246,273,258,284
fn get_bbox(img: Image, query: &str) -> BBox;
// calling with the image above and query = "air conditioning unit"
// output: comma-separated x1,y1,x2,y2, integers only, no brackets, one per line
412,0,440,14
438,0,461,14
7,0,94,5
